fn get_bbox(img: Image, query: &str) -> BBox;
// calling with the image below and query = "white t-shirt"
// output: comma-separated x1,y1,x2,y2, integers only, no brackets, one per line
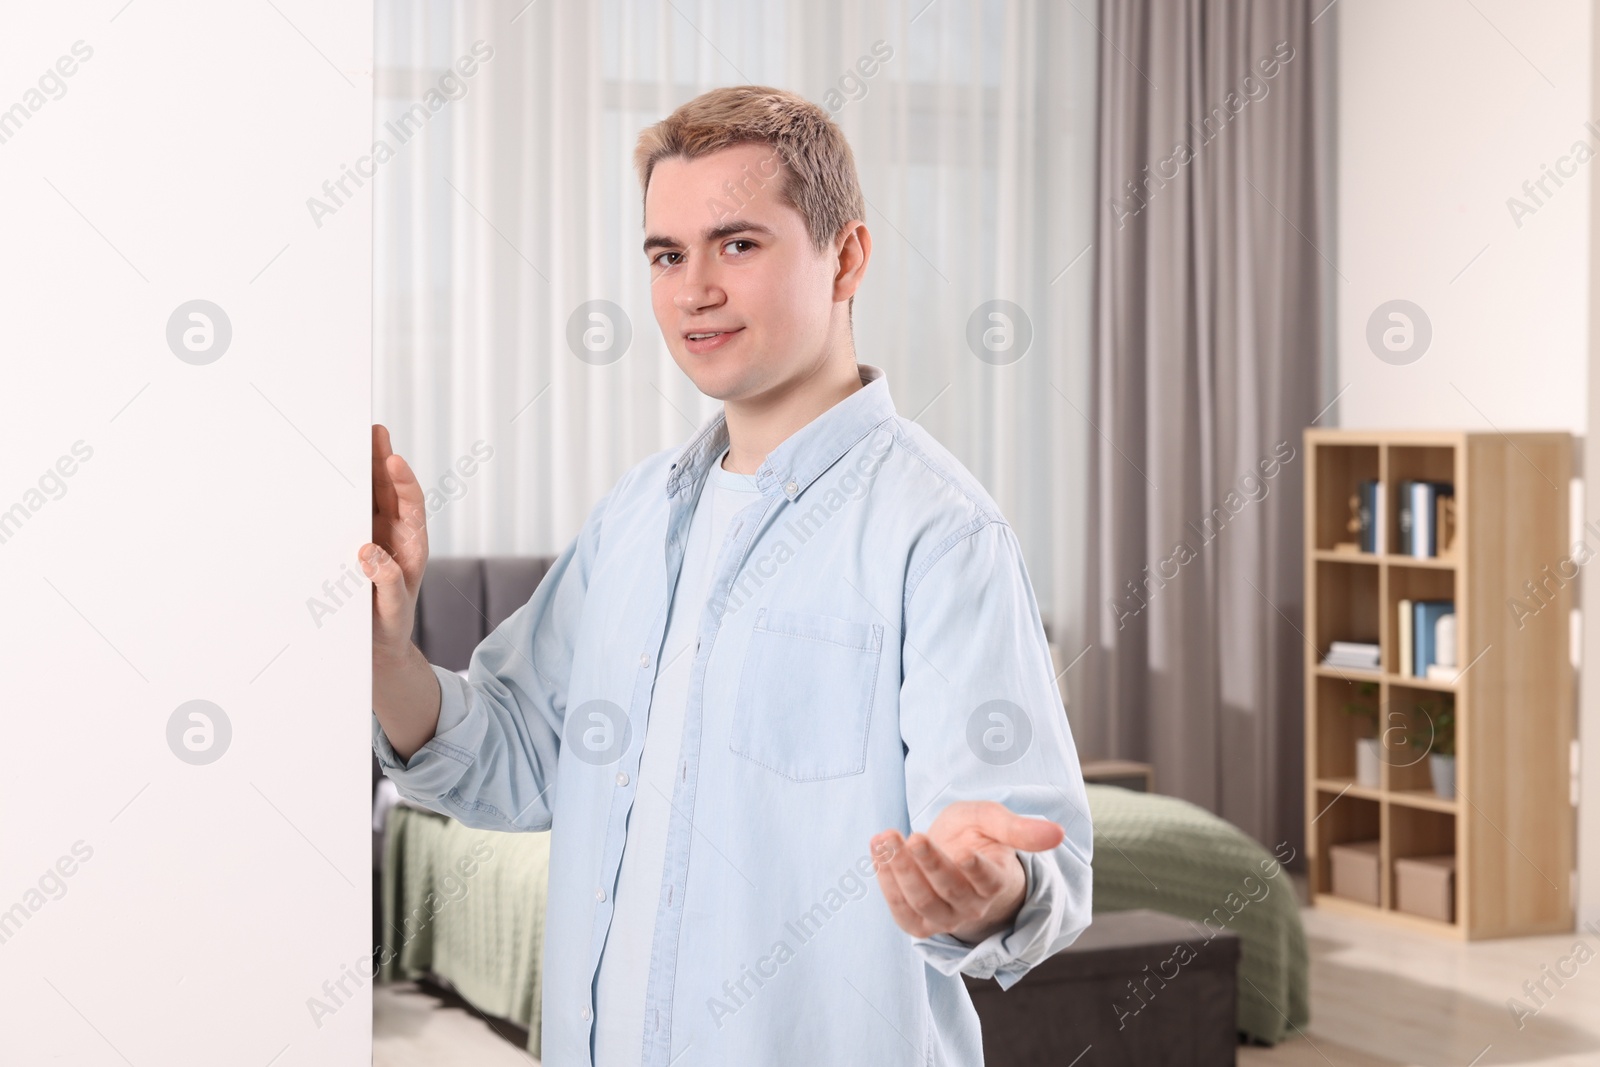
592,445,763,1065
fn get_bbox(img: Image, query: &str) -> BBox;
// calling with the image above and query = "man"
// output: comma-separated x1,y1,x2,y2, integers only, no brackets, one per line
368,84,1091,1066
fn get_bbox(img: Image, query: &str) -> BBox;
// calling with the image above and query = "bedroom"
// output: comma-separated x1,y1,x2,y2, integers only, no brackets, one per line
361,1,1594,1063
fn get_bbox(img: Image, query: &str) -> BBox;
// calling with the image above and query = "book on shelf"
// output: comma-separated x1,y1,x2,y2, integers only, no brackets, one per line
1322,657,1380,671
1425,664,1460,683
1397,480,1454,557
1398,481,1413,555
1358,479,1383,553
1404,600,1455,677
1322,640,1380,671
1398,598,1413,676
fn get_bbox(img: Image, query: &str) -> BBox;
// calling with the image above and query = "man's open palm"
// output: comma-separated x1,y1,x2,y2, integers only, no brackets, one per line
871,800,1064,945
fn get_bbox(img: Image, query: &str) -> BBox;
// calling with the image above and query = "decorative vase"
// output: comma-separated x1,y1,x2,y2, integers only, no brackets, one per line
1356,738,1381,788
1430,753,1456,799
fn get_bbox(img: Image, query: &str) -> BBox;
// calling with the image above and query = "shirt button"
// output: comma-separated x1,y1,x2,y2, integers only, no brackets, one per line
596,887,606,902
640,653,651,668
785,480,798,495
582,1006,592,1021
616,771,629,786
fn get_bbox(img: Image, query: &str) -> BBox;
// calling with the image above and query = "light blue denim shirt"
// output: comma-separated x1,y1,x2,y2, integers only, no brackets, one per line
372,362,1093,1066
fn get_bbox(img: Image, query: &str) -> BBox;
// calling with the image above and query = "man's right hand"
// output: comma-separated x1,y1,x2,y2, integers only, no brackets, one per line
363,423,428,663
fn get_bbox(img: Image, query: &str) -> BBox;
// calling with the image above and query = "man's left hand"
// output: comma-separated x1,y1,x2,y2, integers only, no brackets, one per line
870,800,1065,945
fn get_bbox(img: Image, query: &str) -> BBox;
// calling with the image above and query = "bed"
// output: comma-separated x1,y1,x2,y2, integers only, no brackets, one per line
377,799,549,1056
374,781,1310,1057
1082,783,1310,1045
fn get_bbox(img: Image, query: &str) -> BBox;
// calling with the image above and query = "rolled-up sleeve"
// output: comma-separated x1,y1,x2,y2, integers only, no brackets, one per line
371,481,617,833
897,518,1093,991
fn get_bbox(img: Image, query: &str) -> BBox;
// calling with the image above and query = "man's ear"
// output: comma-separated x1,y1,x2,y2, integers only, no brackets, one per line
832,220,872,304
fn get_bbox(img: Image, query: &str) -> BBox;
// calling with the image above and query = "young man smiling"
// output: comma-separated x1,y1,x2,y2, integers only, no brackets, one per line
368,85,1092,1066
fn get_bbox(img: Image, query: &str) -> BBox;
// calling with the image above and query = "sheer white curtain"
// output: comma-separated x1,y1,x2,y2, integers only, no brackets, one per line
373,0,1096,682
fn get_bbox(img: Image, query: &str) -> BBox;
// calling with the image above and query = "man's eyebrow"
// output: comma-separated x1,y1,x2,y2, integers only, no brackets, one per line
642,220,776,255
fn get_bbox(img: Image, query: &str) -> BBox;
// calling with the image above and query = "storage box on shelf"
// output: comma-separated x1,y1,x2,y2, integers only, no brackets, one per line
1395,854,1457,923
1329,839,1381,906
1303,429,1573,939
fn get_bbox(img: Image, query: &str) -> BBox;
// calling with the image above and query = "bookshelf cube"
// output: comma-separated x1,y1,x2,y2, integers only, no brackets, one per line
1303,430,1573,938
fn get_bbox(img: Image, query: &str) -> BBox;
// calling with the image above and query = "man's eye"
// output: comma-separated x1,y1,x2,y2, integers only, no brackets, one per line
652,241,752,268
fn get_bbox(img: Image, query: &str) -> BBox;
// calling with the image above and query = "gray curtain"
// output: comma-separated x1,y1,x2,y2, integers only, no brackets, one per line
1079,0,1332,854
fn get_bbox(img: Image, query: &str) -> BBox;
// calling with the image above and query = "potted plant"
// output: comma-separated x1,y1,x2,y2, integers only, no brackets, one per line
1407,693,1457,798
1341,682,1381,788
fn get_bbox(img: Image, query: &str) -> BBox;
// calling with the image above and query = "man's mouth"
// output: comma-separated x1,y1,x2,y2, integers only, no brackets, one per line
683,328,744,352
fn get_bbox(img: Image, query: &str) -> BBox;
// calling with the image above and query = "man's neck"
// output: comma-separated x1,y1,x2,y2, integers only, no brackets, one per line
720,357,864,474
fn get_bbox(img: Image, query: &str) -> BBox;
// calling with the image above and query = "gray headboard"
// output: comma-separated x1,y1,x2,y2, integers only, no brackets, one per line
409,556,558,671
373,555,557,788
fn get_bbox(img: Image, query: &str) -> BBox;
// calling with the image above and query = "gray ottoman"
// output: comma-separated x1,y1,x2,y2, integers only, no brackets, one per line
963,908,1241,1066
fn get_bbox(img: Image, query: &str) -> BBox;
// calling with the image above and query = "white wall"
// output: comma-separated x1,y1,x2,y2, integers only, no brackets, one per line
0,2,373,1061
1335,0,1596,925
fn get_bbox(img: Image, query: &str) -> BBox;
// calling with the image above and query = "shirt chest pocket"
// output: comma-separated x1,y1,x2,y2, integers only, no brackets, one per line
730,607,885,781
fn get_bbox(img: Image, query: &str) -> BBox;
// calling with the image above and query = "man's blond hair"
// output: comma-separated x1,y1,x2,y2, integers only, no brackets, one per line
634,85,866,313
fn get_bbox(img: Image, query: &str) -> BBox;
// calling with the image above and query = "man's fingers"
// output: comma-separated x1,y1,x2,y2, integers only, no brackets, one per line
874,858,919,932
381,452,430,572
872,831,944,937
361,542,409,622
882,833,961,931
966,801,1064,853
905,833,1013,913
904,833,995,909
371,425,427,565
372,424,398,520
999,814,1065,853
921,844,1004,902
360,541,398,585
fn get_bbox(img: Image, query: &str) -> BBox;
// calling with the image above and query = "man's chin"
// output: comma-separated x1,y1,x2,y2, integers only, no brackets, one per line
677,356,759,403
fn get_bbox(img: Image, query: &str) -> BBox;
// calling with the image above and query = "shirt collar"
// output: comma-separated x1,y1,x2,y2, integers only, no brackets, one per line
666,363,896,503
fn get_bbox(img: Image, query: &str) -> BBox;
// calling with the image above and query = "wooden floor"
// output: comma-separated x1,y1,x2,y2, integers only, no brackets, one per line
1243,907,1600,1067
374,900,1600,1066
374,978,537,1066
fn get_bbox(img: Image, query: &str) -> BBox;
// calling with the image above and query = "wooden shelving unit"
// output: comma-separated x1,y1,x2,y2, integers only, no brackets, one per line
1303,429,1574,939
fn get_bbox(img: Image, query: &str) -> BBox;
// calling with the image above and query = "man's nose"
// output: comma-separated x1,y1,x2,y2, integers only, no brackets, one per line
673,254,724,312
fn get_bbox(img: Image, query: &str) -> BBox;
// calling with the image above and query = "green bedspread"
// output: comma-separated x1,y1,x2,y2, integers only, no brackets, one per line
1085,783,1310,1044
380,785,1309,1054
380,804,551,1058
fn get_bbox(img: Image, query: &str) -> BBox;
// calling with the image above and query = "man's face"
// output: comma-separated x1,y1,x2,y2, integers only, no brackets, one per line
643,143,842,404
